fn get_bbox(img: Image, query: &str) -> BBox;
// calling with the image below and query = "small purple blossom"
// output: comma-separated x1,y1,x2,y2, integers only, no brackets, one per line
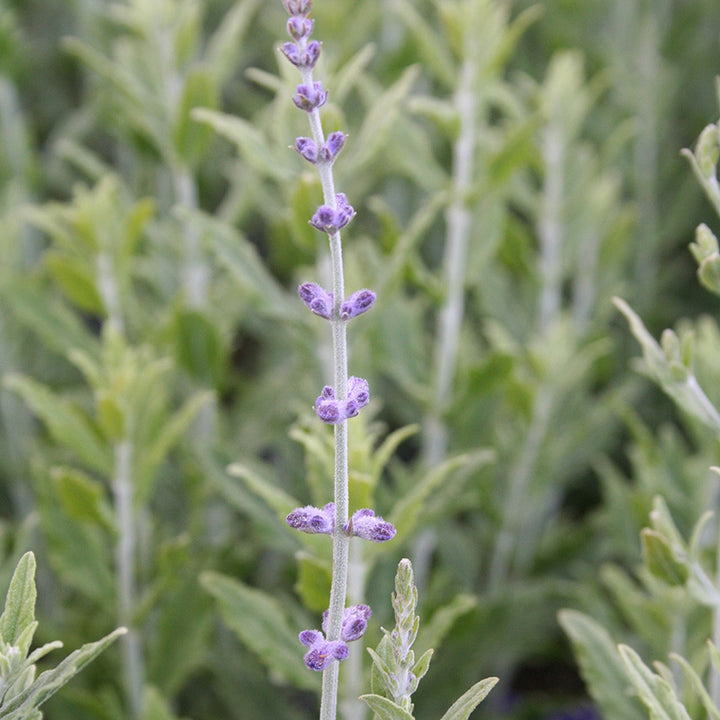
323,604,372,642
299,629,348,671
287,16,314,40
340,289,376,320
295,137,319,164
286,502,335,535
293,81,327,112
347,376,369,407
320,131,346,162
315,386,343,423
283,0,312,16
298,282,333,318
345,508,396,542
309,193,355,234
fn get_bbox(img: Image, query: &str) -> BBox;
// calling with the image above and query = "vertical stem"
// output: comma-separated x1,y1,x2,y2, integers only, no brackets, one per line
416,57,477,592
297,66,351,720
537,121,564,334
422,57,477,468
112,439,144,719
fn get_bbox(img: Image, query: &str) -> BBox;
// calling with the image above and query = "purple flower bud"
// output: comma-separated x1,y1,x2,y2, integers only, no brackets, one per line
322,604,372,642
298,282,332,318
287,16,314,40
344,398,359,418
315,397,343,423
286,502,335,534
340,289,376,320
281,42,301,66
299,630,348,671
283,0,312,16
294,137,319,164
320,131,346,162
309,193,355,234
345,508,396,543
347,376,369,407
302,41,321,69
293,82,327,112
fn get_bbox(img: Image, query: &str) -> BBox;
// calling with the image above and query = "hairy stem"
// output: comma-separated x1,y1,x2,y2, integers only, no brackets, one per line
112,439,144,719
298,65,351,720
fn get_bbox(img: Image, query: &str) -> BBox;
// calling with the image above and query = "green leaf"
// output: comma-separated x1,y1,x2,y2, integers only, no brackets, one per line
5,374,112,475
295,553,331,613
191,108,292,181
420,594,476,652
670,651,720,720
201,571,316,690
43,252,104,314
141,686,180,720
0,627,125,720
2,280,99,360
136,390,214,501
226,463,302,522
618,644,693,720
51,466,115,532
437,678,499,720
412,648,433,684
173,66,219,166
360,693,414,720
0,552,36,647
641,529,689,586
558,610,644,720
389,451,494,538
172,308,226,386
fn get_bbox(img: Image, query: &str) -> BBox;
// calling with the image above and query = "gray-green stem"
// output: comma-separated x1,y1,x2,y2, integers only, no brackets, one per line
112,439,144,719
299,66,350,720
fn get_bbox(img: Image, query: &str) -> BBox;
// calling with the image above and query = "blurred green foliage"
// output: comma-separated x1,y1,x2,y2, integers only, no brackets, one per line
1,1,720,719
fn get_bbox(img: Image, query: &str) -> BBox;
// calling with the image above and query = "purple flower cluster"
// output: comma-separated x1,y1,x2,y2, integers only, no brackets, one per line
314,376,369,424
286,503,396,543
298,283,376,322
299,605,372,671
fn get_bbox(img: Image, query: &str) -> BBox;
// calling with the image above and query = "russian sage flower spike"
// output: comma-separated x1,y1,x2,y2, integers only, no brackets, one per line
309,193,355,234
286,502,335,535
322,604,372,642
340,289,376,320
345,508,396,542
298,281,333,319
299,630,348,672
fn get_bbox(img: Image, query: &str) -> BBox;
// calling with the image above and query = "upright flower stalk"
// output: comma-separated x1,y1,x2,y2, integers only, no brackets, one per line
280,3,395,720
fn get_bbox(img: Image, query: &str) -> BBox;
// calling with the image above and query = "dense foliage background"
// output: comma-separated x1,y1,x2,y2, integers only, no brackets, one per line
3,0,720,719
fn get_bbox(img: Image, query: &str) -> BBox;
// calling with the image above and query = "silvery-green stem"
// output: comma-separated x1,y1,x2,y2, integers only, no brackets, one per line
488,384,553,591
298,67,351,720
112,439,144,719
538,121,564,334
172,163,209,309
417,57,477,591
97,252,124,335
342,541,368,720
422,57,477,468
711,512,720,707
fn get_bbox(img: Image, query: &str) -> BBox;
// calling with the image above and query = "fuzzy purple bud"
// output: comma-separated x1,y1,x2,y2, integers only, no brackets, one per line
345,508,396,542
287,16,314,40
299,630,348,671
340,289,376,320
322,604,372,642
293,81,327,112
295,137,319,164
298,282,332,318
347,376,369,407
309,193,355,234
315,397,342,423
283,0,312,16
286,502,335,534
319,131,346,162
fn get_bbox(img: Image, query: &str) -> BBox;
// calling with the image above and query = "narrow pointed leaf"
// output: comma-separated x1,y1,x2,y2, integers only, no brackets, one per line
438,677,499,720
